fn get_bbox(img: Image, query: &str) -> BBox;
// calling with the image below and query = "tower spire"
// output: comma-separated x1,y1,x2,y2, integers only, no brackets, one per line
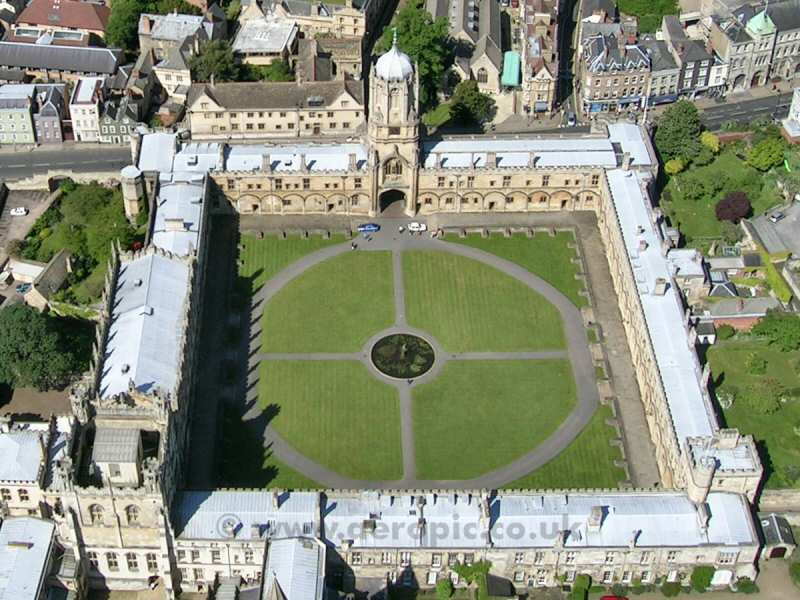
392,27,398,48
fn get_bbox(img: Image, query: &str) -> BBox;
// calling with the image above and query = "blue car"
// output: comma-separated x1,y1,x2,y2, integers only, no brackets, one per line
357,223,380,233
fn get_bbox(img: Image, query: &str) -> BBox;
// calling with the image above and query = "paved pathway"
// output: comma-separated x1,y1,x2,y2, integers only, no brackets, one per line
244,224,601,489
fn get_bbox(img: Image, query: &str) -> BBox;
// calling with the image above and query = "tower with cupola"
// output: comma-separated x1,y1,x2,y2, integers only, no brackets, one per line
368,32,420,215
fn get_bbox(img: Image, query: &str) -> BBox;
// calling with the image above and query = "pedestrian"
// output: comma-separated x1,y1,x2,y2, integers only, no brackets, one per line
398,225,404,233
351,242,357,250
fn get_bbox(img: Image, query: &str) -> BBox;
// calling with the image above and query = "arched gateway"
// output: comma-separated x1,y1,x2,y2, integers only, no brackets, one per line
379,189,407,215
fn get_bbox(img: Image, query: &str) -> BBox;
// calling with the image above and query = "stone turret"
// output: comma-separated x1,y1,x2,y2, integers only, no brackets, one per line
687,454,716,504
120,165,145,223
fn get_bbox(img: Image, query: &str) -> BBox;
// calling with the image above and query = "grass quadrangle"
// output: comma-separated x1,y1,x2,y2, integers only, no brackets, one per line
403,251,565,352
412,360,576,480
259,360,403,480
261,250,394,352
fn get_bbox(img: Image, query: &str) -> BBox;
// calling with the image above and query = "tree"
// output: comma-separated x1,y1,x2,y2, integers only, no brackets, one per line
189,40,239,82
690,566,715,592
0,305,82,390
654,100,701,162
435,578,454,599
569,574,591,600
720,221,743,245
241,59,294,82
700,131,720,154
752,310,800,351
107,0,200,52
715,191,751,223
747,137,785,171
449,80,495,125
375,0,452,109
106,0,141,52
664,158,685,175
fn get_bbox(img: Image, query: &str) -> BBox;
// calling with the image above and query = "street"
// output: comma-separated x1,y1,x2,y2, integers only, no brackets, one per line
699,91,792,130
0,145,132,180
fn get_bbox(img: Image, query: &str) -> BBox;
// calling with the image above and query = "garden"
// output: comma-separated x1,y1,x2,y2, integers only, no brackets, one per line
707,313,800,489
13,180,140,305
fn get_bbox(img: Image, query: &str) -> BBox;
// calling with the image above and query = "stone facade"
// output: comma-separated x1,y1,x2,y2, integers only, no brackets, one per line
5,42,769,600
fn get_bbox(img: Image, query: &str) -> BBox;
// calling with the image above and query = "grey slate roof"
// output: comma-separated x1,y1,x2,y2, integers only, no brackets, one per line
91,427,140,463
583,34,650,73
188,79,364,110
758,513,796,546
640,38,678,72
0,42,122,75
768,0,800,32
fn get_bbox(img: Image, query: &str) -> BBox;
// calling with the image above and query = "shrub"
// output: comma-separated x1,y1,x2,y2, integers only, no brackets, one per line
436,577,454,599
715,191,751,223
740,380,783,414
717,324,735,340
690,566,715,592
660,581,682,597
720,221,743,245
664,158,685,175
747,136,785,171
693,146,715,166
733,577,759,594
700,131,721,153
752,310,800,351
745,352,767,375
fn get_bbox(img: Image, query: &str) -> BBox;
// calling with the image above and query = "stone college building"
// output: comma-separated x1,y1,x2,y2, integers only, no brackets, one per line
0,41,767,600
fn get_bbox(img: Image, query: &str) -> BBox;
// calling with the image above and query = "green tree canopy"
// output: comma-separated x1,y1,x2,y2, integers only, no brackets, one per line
0,305,86,391
747,137,785,171
240,59,294,82
752,310,800,351
449,80,495,125
435,578,454,599
654,99,701,162
189,40,239,82
375,0,452,109
664,157,685,175
690,566,716,592
700,131,720,153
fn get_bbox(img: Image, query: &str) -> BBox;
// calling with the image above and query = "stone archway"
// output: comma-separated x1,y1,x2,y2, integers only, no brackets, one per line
379,189,406,215
733,74,746,90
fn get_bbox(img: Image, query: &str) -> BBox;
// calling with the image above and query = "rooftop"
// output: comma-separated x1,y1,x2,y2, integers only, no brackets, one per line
139,12,210,42
0,42,122,76
263,538,325,600
187,80,364,110
0,430,44,483
0,517,55,600
99,251,191,399
17,0,110,32
173,490,318,541
232,14,298,55
151,173,207,256
222,142,369,172
91,427,140,464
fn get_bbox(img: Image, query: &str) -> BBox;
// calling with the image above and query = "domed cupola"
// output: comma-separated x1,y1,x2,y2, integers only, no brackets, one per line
375,31,414,82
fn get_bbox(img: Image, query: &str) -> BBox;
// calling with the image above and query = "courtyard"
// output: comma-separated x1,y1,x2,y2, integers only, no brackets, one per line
223,224,630,489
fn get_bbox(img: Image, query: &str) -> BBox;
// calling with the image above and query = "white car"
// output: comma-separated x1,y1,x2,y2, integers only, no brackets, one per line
407,221,427,232
9,207,28,217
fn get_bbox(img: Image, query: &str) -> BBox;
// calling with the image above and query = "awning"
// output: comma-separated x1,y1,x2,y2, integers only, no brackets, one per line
501,51,521,87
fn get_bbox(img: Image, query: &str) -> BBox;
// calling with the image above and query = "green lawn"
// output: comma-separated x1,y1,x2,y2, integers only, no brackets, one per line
422,102,452,129
707,339,800,489
413,360,576,480
618,0,677,33
261,251,394,352
239,233,344,293
403,251,565,352
259,360,403,480
505,405,625,489
663,150,782,243
218,403,321,489
449,232,587,307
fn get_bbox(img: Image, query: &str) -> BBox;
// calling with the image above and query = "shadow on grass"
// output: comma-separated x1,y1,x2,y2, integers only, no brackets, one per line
218,400,284,488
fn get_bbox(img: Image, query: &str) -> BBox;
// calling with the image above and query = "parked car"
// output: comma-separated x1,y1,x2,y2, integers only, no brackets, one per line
357,223,380,233
566,112,577,127
769,212,785,223
408,222,427,232
9,206,28,216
